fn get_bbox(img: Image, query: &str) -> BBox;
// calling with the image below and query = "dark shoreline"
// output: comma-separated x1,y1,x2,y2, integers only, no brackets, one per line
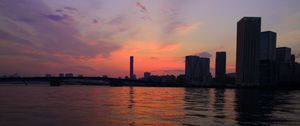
1,81,300,90
0,77,299,90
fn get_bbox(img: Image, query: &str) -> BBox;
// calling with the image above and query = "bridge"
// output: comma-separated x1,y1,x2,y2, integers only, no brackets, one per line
0,77,179,87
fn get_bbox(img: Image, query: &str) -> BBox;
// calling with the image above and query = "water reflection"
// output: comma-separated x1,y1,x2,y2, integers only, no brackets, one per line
234,89,299,126
118,87,185,126
184,88,236,126
128,87,135,126
213,89,226,123
0,86,300,126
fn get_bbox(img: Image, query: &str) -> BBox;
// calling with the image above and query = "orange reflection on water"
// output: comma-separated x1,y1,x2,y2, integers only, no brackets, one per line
90,87,238,126
103,87,185,126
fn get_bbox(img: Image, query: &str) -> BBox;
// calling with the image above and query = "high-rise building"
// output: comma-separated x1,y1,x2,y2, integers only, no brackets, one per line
215,52,226,79
260,31,277,61
185,56,210,85
259,60,277,85
236,17,261,86
130,56,135,80
185,56,200,81
276,47,293,83
276,47,291,63
199,57,211,83
259,31,277,85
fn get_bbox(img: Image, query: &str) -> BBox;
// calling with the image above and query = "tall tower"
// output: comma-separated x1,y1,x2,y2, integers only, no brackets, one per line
130,56,134,80
236,17,261,86
215,52,226,79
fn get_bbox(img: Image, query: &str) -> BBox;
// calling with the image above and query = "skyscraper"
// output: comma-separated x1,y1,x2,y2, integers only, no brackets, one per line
185,56,210,85
276,47,291,63
130,56,135,80
276,47,293,83
199,57,211,84
259,31,277,85
215,52,226,79
185,56,200,81
260,31,277,61
236,17,261,86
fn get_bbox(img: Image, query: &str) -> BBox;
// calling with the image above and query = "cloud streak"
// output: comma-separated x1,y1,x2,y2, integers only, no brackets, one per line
135,0,151,21
136,1,148,13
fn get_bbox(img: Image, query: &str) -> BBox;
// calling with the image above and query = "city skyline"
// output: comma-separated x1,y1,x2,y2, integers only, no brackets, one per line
1,0,300,78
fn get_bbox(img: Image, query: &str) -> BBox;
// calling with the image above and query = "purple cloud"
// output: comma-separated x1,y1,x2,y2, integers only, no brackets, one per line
41,14,71,22
56,9,63,13
64,6,78,11
161,0,195,39
93,19,98,24
0,0,122,75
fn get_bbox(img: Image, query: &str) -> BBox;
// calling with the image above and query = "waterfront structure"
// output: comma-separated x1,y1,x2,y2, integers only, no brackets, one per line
130,56,135,80
259,60,277,85
276,47,291,63
59,73,64,77
215,52,226,79
144,72,151,79
260,31,277,61
45,74,52,77
199,57,211,84
236,17,261,86
185,56,210,85
259,31,277,85
275,47,293,84
185,56,200,82
65,73,74,77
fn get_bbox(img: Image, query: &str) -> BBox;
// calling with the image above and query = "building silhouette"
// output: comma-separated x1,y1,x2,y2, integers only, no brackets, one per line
215,52,226,79
259,60,277,85
65,73,74,77
45,74,52,77
185,56,200,82
291,55,295,63
59,73,64,77
185,56,210,85
130,56,135,80
275,47,294,84
276,47,291,63
259,31,277,85
236,17,261,86
260,31,277,61
144,72,151,79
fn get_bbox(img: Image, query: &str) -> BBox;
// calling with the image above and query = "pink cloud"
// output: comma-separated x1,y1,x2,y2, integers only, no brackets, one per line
174,22,200,34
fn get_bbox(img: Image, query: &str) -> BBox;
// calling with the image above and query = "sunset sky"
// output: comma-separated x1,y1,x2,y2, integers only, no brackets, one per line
0,0,300,77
